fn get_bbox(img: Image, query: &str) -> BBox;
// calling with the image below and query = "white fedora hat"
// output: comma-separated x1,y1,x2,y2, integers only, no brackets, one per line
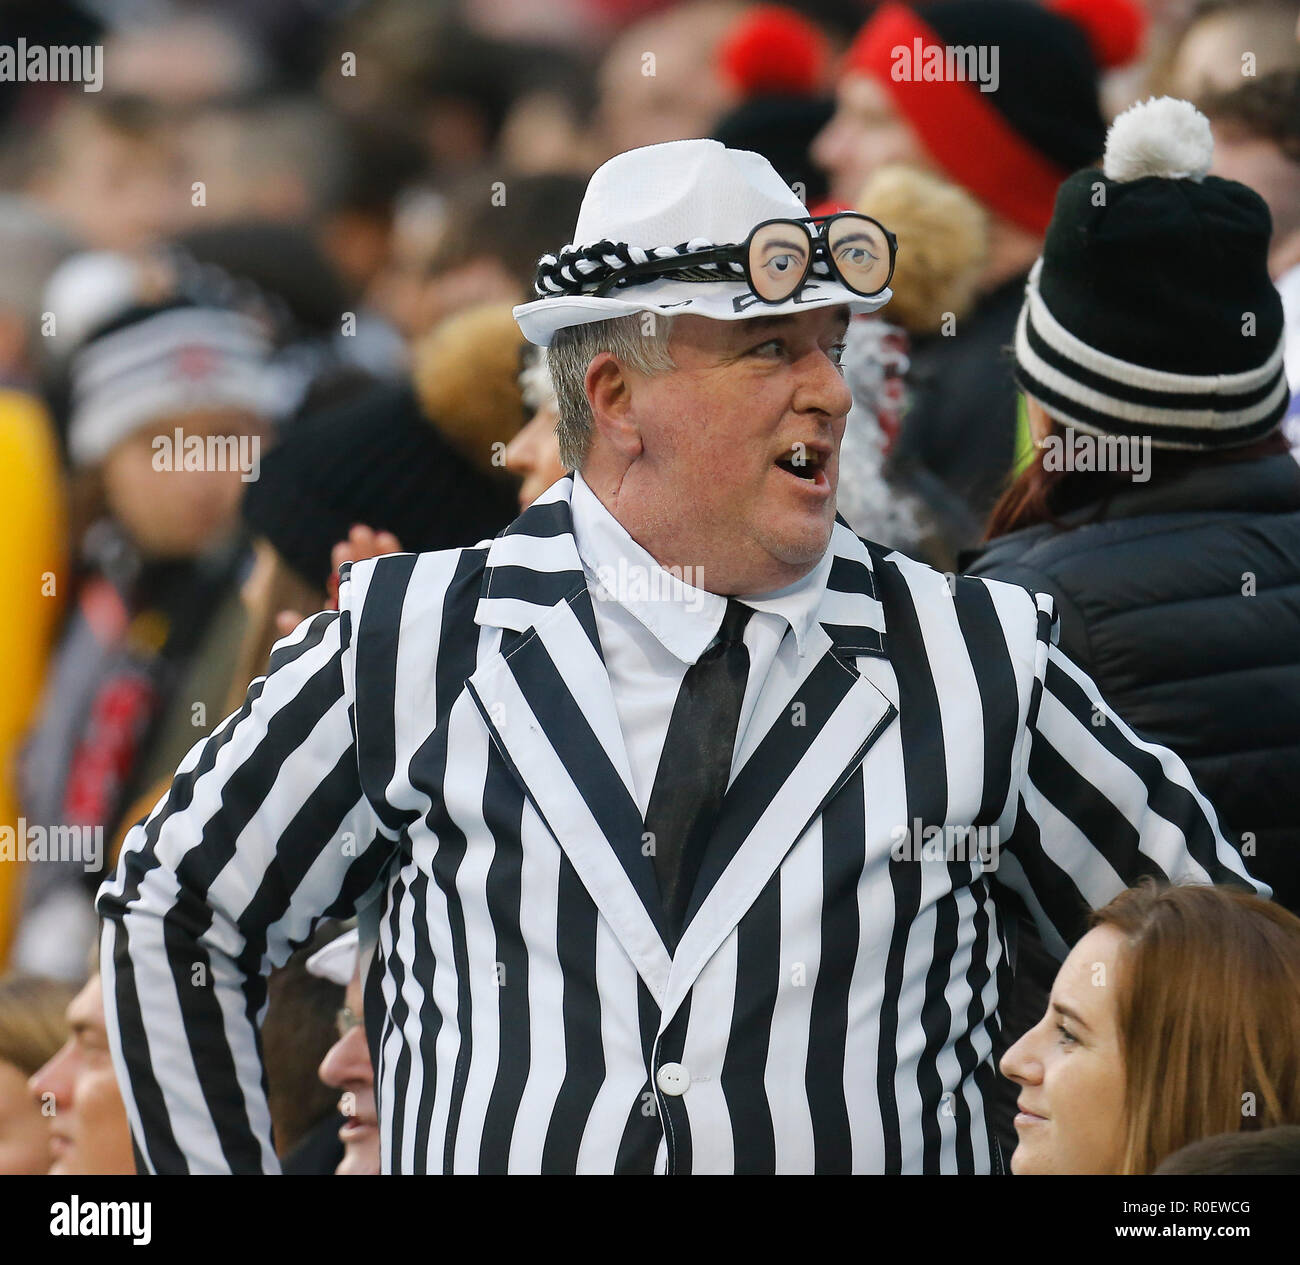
512,139,893,347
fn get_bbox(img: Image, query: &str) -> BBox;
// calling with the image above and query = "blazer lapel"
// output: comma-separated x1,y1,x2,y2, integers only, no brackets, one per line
662,522,899,1022
467,479,673,1002
465,494,901,1016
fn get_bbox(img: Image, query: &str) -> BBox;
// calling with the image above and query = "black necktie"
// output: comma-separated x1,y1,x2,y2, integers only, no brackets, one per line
644,598,752,949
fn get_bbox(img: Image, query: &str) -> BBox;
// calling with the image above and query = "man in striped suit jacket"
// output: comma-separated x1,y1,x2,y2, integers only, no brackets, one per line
97,140,1264,1174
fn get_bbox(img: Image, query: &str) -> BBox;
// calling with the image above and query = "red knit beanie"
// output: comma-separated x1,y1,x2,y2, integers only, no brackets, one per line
843,0,1144,235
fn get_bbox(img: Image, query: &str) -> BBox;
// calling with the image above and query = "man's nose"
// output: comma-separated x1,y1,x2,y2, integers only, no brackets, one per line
319,1027,374,1090
795,346,853,418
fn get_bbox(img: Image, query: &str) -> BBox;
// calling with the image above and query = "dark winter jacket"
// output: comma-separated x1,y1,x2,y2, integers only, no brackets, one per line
965,451,1300,915
889,275,1024,552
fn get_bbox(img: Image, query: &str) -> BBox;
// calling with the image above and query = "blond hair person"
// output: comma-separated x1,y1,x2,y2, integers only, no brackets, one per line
0,975,76,1173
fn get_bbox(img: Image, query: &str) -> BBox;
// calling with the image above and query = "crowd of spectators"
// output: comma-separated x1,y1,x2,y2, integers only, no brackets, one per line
1,0,1299,1177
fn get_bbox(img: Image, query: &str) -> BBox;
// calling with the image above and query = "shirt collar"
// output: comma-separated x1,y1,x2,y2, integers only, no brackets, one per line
570,470,831,665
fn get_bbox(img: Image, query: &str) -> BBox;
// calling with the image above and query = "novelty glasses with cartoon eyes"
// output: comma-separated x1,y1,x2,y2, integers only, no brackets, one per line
592,212,898,303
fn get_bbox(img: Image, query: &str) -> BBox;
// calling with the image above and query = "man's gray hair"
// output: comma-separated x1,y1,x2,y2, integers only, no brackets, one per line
546,313,675,470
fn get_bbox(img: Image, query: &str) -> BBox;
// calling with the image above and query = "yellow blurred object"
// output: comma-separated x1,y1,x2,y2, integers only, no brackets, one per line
0,390,68,968
110,776,171,878
127,609,170,656
410,301,527,482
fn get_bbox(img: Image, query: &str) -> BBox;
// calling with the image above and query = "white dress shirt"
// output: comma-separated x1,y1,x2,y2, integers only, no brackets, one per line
570,470,833,815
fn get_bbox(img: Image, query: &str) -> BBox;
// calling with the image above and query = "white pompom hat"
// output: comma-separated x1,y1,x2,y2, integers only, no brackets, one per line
1014,97,1289,450
512,139,893,347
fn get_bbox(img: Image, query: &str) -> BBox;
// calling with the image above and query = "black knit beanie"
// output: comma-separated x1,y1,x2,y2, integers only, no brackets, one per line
713,96,834,207
242,380,518,590
1014,98,1289,450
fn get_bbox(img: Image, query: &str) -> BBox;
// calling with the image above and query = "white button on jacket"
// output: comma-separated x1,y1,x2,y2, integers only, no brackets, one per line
656,1062,690,1096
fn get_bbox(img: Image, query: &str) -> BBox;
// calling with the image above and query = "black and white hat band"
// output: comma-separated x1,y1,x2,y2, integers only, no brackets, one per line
535,237,747,297
533,235,842,298
1014,259,1290,451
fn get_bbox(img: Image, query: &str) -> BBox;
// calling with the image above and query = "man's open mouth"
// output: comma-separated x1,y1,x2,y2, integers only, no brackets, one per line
774,445,829,482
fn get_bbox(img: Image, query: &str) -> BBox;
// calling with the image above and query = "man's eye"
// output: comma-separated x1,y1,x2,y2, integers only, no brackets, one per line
821,342,847,374
752,339,785,358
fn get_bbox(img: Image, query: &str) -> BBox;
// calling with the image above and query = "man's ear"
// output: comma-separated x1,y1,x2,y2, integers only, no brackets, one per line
585,352,643,460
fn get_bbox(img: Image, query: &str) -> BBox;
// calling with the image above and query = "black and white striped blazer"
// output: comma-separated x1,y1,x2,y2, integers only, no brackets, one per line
98,475,1263,1174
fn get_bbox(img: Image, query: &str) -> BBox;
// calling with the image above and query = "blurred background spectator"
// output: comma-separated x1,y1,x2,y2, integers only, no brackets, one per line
309,927,380,1176
14,299,276,979
0,974,75,1173
1203,70,1300,450
1155,0,1300,102
508,344,569,510
1155,1125,1300,1175
368,171,585,342
27,970,135,1175
812,0,1147,553
264,921,351,1173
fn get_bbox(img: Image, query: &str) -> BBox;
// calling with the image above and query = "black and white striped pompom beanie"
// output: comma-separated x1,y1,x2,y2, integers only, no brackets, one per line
1014,96,1290,451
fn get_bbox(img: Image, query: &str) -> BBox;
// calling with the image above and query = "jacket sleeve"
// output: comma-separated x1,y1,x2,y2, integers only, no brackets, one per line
963,553,1097,683
96,590,395,1173
995,591,1268,959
